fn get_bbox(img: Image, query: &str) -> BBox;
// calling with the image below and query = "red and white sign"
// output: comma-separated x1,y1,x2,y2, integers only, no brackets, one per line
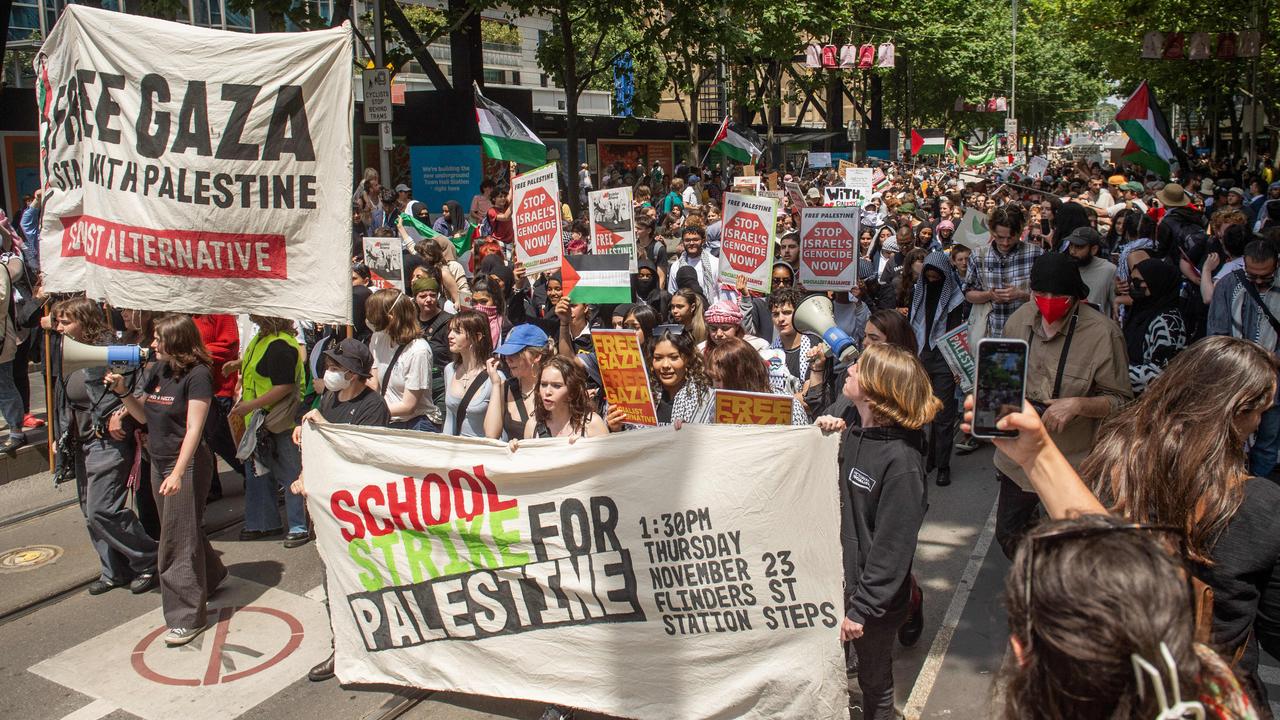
718,192,777,294
587,186,636,270
799,208,860,292
511,163,563,274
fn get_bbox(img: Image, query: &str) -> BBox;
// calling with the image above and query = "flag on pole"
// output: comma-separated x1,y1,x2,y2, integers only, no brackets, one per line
1115,80,1179,179
561,254,632,304
400,213,476,267
910,128,946,155
960,139,997,167
474,83,546,167
707,117,763,163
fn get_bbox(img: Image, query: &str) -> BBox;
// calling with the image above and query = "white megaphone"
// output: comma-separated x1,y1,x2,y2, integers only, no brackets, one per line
793,295,860,365
61,336,154,375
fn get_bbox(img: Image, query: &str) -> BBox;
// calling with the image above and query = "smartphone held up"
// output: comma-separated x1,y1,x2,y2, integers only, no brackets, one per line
971,338,1028,439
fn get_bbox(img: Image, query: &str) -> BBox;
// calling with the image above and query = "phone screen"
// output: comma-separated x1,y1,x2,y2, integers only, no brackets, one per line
1040,219,1051,236
973,339,1029,438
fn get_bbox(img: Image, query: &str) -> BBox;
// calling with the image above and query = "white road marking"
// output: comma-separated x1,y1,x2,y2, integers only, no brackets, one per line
58,698,117,720
903,496,1000,720
303,584,326,603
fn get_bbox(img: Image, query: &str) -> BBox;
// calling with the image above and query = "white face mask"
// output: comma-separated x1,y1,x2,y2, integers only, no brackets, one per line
324,369,351,391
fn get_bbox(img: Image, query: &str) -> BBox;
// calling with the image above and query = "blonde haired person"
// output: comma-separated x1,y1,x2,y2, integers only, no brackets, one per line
815,343,940,720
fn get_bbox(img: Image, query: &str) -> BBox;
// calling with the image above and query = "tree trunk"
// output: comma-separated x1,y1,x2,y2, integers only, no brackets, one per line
558,6,582,215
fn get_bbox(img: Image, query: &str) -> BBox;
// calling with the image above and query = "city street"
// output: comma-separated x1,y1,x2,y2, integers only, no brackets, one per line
7,443,1269,720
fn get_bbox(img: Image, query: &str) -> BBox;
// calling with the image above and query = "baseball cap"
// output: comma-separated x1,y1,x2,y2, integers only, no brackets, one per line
1064,226,1102,246
1229,187,1246,198
323,338,375,379
495,324,550,356
1121,181,1144,192
394,184,411,193
1107,174,1126,186
806,187,821,199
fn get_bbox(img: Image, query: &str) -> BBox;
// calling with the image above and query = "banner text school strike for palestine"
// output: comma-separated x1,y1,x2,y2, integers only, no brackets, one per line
36,6,354,323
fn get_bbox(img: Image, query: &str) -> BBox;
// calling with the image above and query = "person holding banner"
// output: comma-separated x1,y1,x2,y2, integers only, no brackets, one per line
703,337,807,425
511,355,609,441
483,324,552,441
443,310,497,437
649,329,712,425
106,316,226,647
815,343,939,720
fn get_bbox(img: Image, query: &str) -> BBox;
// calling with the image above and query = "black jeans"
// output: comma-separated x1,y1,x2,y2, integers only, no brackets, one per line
995,471,1042,560
849,603,910,720
921,349,958,474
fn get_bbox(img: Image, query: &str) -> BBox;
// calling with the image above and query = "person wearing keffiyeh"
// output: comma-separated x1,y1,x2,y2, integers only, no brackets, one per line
907,251,966,487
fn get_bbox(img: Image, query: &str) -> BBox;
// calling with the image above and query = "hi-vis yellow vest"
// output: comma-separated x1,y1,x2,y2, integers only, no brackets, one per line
240,331,305,410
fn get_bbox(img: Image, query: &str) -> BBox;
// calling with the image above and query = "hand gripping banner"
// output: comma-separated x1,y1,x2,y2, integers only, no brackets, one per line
302,423,848,719
36,6,354,322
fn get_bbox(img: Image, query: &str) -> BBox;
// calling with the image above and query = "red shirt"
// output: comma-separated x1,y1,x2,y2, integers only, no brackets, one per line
192,314,240,398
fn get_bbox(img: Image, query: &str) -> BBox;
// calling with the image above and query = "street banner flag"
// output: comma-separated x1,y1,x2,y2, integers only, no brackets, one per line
591,329,658,426
302,422,847,719
708,117,762,163
512,163,563,274
562,254,631,304
1116,81,1179,179
960,139,997,167
35,6,354,323
475,83,546,167
910,128,946,155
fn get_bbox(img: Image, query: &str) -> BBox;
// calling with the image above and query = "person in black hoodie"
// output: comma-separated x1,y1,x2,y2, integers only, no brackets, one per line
816,342,941,720
632,257,670,320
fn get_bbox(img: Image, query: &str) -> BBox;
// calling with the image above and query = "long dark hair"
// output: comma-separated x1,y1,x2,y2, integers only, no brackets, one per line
533,355,593,434
1083,336,1278,563
1001,515,1200,720
449,309,493,363
705,337,769,393
648,329,709,398
867,309,918,354
154,314,212,377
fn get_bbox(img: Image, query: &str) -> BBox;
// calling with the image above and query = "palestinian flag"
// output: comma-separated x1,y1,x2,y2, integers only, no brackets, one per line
961,139,997,167
708,117,762,163
475,83,546,167
911,128,946,155
945,139,958,161
401,213,476,267
561,254,631,304
1115,81,1178,179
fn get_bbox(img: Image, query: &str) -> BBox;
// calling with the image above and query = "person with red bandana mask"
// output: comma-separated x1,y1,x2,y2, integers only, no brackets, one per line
991,253,1133,559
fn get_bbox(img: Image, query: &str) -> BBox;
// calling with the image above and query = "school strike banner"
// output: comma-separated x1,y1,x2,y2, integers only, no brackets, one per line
719,192,777,294
303,423,846,720
592,328,657,426
587,187,637,271
512,162,563,275
36,6,354,323
799,208,860,292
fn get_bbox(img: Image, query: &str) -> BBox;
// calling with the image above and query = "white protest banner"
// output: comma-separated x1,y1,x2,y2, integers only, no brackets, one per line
784,181,805,210
719,192,778,294
587,187,636,271
808,152,833,168
362,237,403,291
36,6,354,323
799,208,860,292
1027,156,1049,179
953,207,990,249
843,167,874,196
731,176,762,196
303,423,847,720
512,162,563,274
822,186,863,207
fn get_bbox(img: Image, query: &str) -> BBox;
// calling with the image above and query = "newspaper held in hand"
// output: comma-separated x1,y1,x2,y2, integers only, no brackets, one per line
937,324,975,393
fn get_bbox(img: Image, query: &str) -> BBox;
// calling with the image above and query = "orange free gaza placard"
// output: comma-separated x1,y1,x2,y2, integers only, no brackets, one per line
713,389,793,425
591,329,658,426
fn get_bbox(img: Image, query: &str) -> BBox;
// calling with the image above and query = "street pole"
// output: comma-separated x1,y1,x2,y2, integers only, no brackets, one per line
1010,0,1017,150
372,0,391,186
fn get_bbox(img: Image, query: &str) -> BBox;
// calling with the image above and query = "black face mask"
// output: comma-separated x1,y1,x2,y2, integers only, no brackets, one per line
1129,284,1149,301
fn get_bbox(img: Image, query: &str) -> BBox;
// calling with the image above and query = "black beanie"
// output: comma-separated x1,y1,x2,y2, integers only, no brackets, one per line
1029,253,1089,299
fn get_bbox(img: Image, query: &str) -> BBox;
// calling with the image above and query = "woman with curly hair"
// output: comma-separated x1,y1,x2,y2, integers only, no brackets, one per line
520,355,608,440
815,342,940,720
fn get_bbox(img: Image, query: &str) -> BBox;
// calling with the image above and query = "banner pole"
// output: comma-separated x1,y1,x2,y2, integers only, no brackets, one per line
44,314,54,472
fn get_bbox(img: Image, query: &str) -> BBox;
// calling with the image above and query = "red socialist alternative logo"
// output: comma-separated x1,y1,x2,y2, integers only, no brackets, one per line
517,188,559,255
721,211,769,272
804,221,855,277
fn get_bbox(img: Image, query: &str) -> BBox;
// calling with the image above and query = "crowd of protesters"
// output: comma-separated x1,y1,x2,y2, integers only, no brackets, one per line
9,142,1280,720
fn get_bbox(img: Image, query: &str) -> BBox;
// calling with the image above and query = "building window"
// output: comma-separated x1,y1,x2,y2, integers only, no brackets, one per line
190,0,254,32
10,0,41,41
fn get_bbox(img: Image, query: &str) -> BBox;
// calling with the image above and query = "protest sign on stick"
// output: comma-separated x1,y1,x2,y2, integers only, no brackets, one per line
361,237,404,291
512,163,564,274
587,187,636,271
798,208,860,292
36,6,354,322
719,192,777,294
592,329,658,426
304,422,847,720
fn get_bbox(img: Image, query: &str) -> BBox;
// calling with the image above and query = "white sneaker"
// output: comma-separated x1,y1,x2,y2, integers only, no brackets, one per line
164,626,206,646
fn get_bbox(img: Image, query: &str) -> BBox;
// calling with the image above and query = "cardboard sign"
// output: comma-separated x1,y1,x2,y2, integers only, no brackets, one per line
844,167,874,198
718,192,777,294
766,172,779,191
731,176,762,196
591,329,657,426
512,162,564,274
304,422,847,719
822,186,864,207
938,324,975,392
587,187,637,271
36,6,354,323
713,390,794,425
798,208,860,292
361,237,404,291
837,159,856,175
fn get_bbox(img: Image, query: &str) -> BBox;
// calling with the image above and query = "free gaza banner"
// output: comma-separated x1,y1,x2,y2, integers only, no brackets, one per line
36,6,354,323
303,423,847,720
719,192,777,294
799,207,860,292
512,162,563,274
